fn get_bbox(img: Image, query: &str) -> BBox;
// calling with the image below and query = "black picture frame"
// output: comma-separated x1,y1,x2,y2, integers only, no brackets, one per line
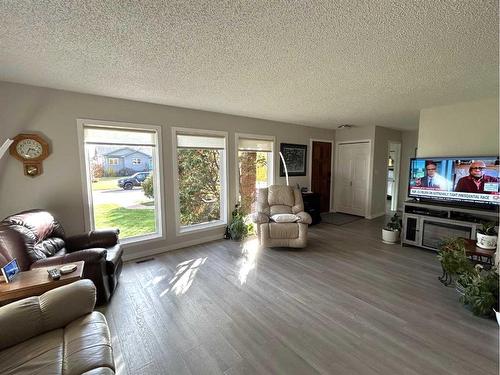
279,143,307,177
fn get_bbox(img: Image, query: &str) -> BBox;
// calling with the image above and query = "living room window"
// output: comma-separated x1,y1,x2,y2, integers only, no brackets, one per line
172,128,228,234
78,120,164,243
236,134,274,215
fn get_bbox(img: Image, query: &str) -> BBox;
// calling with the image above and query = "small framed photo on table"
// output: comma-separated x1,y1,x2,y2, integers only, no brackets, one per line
1,258,20,283
279,143,307,176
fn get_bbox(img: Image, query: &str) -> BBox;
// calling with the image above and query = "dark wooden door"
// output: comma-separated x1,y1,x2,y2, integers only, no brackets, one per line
311,141,332,212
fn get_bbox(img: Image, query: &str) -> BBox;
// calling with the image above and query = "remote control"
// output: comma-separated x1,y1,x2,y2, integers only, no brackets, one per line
47,268,61,280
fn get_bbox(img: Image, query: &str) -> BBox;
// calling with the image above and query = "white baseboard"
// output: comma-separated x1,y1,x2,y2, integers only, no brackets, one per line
366,211,386,219
122,234,223,262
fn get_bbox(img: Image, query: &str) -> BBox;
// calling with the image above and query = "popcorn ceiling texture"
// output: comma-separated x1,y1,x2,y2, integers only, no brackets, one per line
0,1,498,130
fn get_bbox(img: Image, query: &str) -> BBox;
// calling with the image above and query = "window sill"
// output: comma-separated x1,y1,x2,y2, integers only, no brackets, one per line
178,221,226,236
120,232,164,247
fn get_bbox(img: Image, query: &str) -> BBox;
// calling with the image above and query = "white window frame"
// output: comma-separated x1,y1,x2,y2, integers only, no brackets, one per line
77,119,165,245
234,133,275,207
132,158,141,165
108,157,119,165
172,127,228,235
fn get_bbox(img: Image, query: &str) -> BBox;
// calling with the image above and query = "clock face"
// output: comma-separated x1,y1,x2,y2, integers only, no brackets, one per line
16,139,43,159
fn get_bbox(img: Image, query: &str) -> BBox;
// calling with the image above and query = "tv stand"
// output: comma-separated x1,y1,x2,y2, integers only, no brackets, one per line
402,200,499,251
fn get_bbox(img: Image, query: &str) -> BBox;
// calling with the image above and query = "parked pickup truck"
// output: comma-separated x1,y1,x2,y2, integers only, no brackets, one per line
117,172,151,190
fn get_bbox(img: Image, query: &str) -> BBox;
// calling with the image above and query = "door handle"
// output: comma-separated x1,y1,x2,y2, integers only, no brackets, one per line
350,181,353,186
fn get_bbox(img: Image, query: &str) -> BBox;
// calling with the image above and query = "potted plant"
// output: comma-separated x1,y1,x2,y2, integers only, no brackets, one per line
228,204,249,241
476,222,498,249
461,267,499,318
455,264,480,297
382,213,402,244
437,238,474,286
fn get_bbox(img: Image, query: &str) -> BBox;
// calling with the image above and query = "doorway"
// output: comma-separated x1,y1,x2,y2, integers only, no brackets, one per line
311,141,332,212
386,142,401,212
334,141,371,217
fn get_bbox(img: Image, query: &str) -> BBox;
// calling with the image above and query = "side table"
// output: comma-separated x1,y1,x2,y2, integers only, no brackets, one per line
302,192,321,225
462,238,495,266
438,239,496,286
0,261,84,304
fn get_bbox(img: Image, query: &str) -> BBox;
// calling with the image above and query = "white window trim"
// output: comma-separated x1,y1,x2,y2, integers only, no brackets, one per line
172,127,229,236
132,158,142,165
77,119,166,244
108,157,119,165
234,133,275,207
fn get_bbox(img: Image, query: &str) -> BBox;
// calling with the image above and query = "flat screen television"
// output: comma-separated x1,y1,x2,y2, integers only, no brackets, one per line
408,157,500,207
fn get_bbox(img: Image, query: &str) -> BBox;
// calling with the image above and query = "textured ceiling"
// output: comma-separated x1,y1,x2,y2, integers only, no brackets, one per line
0,1,498,130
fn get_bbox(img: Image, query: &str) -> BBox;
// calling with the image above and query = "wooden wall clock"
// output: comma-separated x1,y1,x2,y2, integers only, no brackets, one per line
9,134,50,177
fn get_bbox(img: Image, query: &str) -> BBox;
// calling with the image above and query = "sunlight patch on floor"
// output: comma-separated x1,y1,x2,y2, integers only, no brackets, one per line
238,238,261,285
160,257,207,296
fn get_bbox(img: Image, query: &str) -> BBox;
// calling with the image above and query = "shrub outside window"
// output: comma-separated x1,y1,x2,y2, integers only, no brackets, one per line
173,129,228,233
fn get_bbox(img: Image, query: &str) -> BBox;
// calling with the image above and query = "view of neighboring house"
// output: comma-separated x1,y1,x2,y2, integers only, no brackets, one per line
102,147,152,175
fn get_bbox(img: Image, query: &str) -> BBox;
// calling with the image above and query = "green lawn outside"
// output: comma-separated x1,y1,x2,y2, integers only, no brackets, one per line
92,177,121,191
94,203,156,238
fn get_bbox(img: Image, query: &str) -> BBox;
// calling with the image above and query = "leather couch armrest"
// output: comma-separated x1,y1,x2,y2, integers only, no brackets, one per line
0,279,96,350
32,248,107,269
252,212,270,224
296,211,312,225
65,229,119,252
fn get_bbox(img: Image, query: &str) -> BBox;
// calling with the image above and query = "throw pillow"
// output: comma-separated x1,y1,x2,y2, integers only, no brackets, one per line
270,214,299,223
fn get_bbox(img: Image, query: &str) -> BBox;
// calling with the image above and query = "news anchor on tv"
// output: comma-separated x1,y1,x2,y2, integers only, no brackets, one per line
418,161,449,190
455,160,499,193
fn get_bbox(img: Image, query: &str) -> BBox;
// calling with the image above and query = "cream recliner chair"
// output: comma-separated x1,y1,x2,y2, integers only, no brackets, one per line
0,280,115,374
252,185,312,248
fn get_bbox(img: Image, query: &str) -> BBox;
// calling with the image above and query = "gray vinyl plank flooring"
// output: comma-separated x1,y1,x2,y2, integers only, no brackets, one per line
99,217,498,375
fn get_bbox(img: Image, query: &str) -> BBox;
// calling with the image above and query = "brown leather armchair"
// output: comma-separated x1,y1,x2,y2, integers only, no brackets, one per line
0,209,123,304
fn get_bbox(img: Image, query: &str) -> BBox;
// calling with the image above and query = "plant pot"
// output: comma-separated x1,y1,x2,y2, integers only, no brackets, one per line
455,280,466,298
476,232,498,250
382,229,400,244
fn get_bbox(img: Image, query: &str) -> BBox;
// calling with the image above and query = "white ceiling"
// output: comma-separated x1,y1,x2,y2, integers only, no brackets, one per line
0,1,498,130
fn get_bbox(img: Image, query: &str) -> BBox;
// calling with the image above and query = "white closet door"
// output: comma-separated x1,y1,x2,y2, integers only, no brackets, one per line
335,142,370,216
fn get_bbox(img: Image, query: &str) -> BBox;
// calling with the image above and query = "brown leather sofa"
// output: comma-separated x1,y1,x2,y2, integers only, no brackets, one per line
0,279,115,374
0,209,123,304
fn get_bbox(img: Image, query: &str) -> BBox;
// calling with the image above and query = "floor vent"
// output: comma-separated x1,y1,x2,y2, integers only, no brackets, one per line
136,257,155,264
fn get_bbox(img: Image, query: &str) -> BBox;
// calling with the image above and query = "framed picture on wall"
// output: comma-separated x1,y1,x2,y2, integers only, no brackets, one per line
279,143,307,176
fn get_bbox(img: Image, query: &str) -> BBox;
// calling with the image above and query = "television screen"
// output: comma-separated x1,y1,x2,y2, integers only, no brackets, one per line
408,157,500,206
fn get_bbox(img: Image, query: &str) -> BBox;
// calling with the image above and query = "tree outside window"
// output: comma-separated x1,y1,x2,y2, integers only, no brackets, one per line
237,136,273,216
174,131,227,231
178,149,221,226
238,152,269,215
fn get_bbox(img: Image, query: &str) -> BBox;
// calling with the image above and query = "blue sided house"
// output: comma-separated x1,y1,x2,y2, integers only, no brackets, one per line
103,147,152,174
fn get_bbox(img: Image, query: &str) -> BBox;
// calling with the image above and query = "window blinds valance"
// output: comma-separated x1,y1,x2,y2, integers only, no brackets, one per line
177,134,225,149
238,138,273,152
84,126,156,146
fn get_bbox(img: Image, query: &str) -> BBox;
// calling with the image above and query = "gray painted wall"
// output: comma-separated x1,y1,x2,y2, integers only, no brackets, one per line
0,81,334,258
372,126,402,217
418,97,499,157
398,130,419,209
334,125,403,218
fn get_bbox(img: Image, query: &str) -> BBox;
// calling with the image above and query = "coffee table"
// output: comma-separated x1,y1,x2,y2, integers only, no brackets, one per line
0,261,84,304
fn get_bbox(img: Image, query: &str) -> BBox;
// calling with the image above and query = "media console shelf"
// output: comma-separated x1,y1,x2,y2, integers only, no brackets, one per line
402,200,499,251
